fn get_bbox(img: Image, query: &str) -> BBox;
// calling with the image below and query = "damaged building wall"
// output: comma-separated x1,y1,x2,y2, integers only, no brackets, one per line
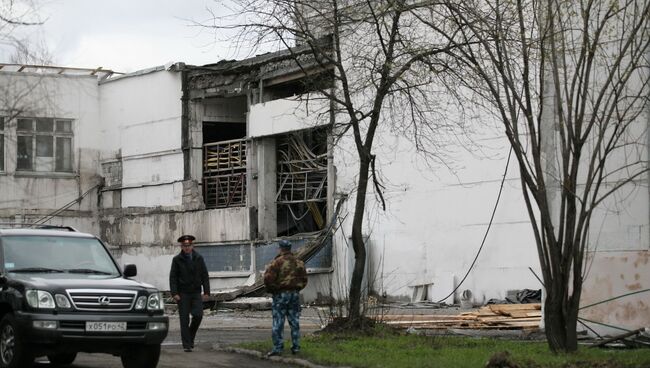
96,65,258,291
580,252,650,336
0,68,103,233
181,54,337,301
100,207,252,288
577,118,650,335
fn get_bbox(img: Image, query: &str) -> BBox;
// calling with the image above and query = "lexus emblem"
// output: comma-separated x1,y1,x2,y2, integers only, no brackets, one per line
98,296,111,306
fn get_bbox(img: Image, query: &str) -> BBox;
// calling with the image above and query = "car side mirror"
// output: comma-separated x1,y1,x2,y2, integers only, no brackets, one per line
123,264,137,278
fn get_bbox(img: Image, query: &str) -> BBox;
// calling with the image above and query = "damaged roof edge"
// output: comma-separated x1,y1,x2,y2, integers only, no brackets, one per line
99,62,185,84
187,35,333,75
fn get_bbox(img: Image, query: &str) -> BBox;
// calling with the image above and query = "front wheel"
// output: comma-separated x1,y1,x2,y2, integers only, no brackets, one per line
0,314,33,368
120,344,161,368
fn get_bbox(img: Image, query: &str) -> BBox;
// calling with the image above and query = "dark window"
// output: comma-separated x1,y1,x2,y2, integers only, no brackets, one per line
36,118,53,132
36,136,53,157
17,118,33,132
15,118,74,172
17,136,33,170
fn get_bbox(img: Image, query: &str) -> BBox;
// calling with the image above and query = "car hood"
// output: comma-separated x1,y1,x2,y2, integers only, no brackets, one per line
8,272,157,291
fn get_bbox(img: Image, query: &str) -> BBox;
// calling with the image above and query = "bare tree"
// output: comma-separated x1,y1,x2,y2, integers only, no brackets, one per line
1,0,48,122
0,0,46,62
203,0,466,325
417,0,650,352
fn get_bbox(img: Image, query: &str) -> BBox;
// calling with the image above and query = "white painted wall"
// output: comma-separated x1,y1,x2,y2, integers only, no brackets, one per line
331,121,542,304
249,96,330,138
98,68,184,208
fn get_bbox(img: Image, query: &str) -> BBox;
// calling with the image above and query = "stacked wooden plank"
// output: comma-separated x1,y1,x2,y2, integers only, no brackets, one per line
375,303,541,330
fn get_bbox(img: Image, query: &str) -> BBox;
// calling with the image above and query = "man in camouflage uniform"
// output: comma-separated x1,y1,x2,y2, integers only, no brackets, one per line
263,239,308,356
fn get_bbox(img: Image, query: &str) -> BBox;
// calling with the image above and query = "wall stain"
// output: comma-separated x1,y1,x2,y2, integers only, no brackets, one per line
626,282,642,291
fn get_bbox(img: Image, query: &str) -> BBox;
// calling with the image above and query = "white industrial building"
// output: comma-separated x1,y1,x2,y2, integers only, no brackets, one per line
0,48,647,337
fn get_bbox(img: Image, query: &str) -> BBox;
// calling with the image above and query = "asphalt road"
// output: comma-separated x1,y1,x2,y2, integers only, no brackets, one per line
31,330,296,368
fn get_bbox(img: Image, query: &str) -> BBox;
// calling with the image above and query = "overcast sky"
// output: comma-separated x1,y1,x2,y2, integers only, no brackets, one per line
7,0,234,73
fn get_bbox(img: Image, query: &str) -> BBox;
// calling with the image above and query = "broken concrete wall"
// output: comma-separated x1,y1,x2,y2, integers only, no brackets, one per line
99,206,252,290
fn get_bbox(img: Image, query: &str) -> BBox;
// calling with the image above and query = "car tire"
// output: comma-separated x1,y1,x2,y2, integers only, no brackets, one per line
0,314,34,368
48,352,77,365
120,344,161,368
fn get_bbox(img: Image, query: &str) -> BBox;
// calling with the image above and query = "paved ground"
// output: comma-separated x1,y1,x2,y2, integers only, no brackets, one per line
28,303,482,367
31,307,325,368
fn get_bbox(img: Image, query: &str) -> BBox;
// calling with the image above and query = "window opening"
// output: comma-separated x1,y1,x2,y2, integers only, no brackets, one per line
202,122,247,209
16,117,73,172
276,128,328,236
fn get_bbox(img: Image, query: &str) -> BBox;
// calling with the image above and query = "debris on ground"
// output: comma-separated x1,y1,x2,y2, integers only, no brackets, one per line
374,303,541,330
588,327,650,349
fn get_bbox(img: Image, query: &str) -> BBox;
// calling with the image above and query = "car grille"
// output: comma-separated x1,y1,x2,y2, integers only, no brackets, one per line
66,289,137,311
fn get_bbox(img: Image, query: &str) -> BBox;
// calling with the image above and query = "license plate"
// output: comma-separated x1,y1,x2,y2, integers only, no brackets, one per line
85,322,126,332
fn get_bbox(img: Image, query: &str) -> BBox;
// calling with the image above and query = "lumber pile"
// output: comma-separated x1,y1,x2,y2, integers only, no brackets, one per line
376,303,541,330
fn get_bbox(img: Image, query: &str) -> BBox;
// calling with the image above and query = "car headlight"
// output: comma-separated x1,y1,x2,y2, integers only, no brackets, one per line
26,290,55,309
55,294,71,309
135,296,147,310
147,292,163,310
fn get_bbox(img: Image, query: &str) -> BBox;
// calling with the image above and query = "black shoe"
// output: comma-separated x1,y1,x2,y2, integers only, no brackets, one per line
291,349,300,355
266,351,281,357
184,348,192,352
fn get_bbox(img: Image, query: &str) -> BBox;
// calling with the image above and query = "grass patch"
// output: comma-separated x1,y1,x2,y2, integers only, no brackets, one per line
238,332,650,368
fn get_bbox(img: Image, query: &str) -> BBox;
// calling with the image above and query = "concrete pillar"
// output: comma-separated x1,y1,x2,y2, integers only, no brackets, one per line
256,137,277,239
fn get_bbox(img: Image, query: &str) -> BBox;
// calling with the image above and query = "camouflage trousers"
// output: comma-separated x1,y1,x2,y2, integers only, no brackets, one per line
271,291,301,353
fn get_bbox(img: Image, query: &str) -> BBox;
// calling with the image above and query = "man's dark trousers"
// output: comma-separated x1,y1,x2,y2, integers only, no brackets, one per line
178,292,203,349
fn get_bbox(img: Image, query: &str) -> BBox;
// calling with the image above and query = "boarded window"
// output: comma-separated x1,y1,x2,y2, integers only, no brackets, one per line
203,139,247,208
15,118,73,172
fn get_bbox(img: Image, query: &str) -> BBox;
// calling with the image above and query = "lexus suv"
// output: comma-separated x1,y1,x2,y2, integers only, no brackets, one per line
0,225,168,368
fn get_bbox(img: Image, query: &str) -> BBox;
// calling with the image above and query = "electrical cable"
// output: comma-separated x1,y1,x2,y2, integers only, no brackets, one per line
34,184,100,224
579,288,650,310
436,147,513,303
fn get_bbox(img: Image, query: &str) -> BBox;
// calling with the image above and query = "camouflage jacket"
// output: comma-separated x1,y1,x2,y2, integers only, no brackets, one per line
263,252,308,293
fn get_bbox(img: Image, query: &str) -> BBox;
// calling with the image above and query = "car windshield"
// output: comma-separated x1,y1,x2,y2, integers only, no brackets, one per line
2,236,120,276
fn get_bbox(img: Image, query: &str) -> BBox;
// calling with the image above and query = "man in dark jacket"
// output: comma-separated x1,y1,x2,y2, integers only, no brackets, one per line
169,234,210,352
263,239,308,356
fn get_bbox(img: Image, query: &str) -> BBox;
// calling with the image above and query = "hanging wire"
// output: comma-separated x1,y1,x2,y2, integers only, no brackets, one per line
436,146,513,303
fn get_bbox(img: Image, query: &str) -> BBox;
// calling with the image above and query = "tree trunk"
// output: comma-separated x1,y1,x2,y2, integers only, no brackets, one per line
348,157,371,324
544,272,579,353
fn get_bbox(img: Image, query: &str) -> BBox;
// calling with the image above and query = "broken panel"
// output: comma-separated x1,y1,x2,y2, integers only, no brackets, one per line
200,243,252,272
255,237,332,271
276,128,328,235
203,138,247,208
